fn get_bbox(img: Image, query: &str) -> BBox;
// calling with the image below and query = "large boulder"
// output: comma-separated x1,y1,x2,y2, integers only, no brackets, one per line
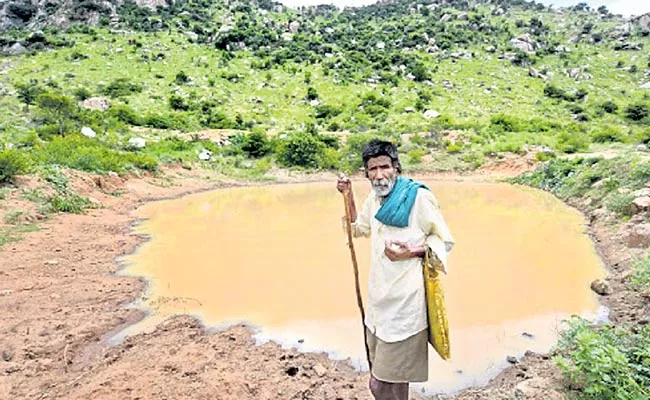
510,35,538,54
127,137,146,150
81,127,96,138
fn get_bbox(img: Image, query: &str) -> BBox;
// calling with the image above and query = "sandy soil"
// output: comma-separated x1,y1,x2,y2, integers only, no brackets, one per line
0,164,645,400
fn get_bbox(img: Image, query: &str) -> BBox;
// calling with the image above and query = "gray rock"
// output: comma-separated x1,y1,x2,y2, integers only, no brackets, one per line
1,349,13,362
289,21,300,33
591,279,612,295
5,363,21,374
507,355,518,364
7,43,28,56
404,107,415,113
440,14,452,23
313,363,327,377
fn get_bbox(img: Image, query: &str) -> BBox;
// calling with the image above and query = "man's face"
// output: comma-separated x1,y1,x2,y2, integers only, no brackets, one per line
366,155,397,197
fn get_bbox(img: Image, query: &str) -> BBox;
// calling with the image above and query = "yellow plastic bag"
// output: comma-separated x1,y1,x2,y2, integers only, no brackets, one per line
423,249,451,360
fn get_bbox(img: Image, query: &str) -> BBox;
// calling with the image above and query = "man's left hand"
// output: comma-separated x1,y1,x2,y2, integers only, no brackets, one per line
384,240,417,261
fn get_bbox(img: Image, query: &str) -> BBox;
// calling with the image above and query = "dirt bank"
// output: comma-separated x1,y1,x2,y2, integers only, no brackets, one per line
0,165,643,399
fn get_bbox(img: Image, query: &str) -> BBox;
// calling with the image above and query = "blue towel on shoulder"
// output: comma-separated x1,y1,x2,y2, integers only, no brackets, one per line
374,176,429,228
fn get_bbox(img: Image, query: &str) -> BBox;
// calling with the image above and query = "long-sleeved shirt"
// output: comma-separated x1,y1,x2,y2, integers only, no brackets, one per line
352,187,454,343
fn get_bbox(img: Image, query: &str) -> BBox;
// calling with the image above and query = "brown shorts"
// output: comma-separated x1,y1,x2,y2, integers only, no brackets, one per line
366,328,429,383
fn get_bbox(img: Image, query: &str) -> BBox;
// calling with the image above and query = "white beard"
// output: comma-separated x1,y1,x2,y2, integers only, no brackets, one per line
372,177,396,198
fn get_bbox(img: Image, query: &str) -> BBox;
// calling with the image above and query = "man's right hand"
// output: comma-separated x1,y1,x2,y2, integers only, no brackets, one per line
337,173,352,194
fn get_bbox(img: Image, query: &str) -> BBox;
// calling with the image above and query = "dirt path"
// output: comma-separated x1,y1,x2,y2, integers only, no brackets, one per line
0,166,643,399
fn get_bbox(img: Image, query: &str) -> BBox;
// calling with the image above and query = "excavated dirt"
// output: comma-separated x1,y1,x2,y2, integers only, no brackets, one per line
0,165,646,400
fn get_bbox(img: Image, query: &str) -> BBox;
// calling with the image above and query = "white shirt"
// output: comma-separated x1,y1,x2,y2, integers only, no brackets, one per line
352,188,454,343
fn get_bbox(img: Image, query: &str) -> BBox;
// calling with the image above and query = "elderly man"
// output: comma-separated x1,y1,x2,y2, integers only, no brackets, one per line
337,140,454,400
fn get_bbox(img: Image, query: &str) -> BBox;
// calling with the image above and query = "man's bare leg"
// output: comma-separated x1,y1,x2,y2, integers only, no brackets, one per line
369,375,408,400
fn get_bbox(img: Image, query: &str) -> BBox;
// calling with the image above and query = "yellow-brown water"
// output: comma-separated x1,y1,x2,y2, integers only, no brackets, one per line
120,180,606,394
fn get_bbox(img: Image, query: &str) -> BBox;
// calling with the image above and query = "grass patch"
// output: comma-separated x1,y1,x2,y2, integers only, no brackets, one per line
0,224,40,248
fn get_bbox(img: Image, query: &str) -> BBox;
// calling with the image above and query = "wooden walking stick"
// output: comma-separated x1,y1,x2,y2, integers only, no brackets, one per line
341,183,372,370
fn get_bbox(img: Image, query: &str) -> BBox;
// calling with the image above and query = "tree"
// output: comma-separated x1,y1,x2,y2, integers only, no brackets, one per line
15,81,44,111
625,103,649,122
37,93,75,136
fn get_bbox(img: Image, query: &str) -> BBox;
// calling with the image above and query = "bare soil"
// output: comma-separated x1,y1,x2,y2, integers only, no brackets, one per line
0,165,645,400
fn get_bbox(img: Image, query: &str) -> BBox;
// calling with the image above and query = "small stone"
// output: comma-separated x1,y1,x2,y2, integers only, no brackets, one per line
404,107,415,113
515,378,562,400
313,363,327,377
5,363,21,374
50,293,61,300
0,289,12,296
507,355,518,364
591,279,612,296
522,332,535,339
1,349,14,361
45,260,59,266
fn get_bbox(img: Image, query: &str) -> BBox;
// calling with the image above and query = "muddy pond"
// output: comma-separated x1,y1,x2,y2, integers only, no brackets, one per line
119,179,606,394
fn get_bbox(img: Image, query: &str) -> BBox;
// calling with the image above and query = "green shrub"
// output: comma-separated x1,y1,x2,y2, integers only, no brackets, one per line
605,192,634,215
168,95,191,111
630,255,650,291
276,132,324,168
108,104,141,125
175,71,190,85
592,126,625,143
535,151,556,162
557,131,590,153
625,103,649,122
446,143,462,154
0,149,29,184
36,92,76,136
317,147,340,170
462,152,484,169
407,149,426,164
34,135,157,173
601,101,619,114
73,87,92,101
101,78,143,98
556,317,650,399
46,193,92,214
490,114,520,133
241,131,270,158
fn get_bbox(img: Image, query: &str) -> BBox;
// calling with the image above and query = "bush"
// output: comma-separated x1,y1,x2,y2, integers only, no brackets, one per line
601,101,619,114
407,149,426,164
34,135,157,173
490,114,520,132
101,78,143,98
592,126,625,143
168,95,191,111
241,131,270,158
73,87,92,101
0,149,29,184
276,132,324,168
47,193,92,214
108,104,141,125
446,143,462,154
175,71,190,85
556,131,590,153
625,103,649,122
339,132,387,173
556,318,650,399
630,255,650,291
605,192,634,215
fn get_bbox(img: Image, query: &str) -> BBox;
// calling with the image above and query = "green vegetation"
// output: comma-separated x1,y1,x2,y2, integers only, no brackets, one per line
630,254,650,291
0,0,647,181
556,317,650,399
510,156,650,217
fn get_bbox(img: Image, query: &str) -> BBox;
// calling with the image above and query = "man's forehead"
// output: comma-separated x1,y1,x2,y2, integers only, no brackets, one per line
367,155,393,167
